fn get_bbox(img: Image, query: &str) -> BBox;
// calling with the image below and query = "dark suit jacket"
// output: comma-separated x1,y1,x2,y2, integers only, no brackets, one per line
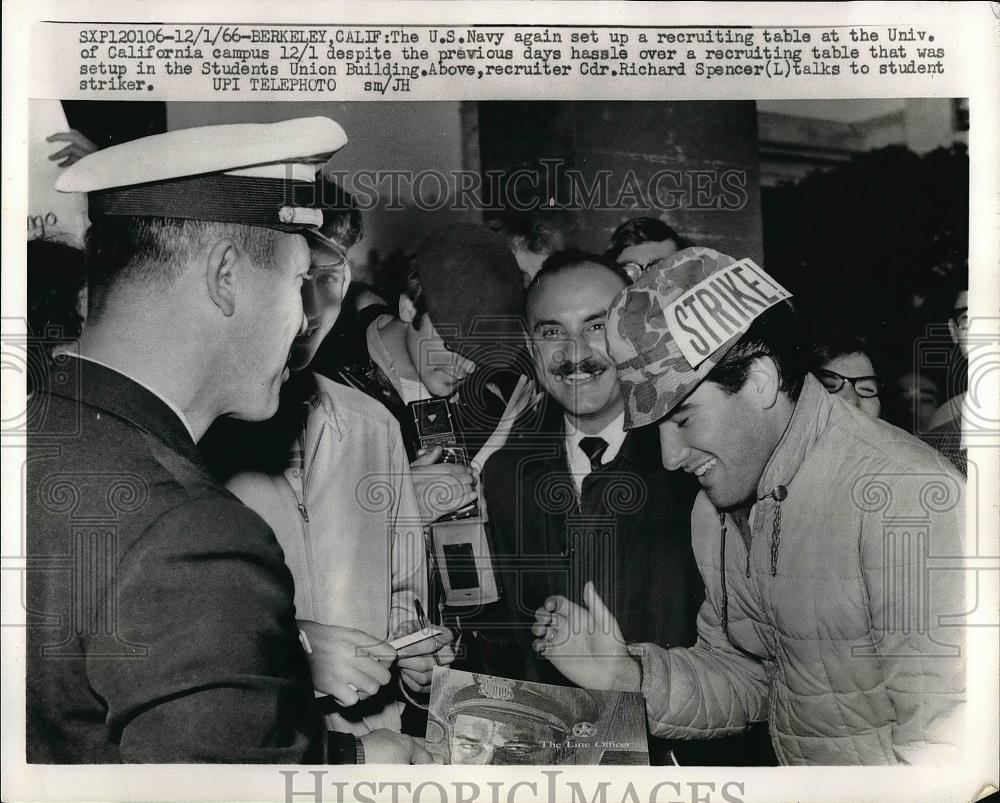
480,423,702,681
26,356,348,763
479,421,775,765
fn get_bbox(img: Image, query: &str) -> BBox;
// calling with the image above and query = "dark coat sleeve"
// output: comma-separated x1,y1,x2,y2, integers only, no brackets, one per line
84,497,326,763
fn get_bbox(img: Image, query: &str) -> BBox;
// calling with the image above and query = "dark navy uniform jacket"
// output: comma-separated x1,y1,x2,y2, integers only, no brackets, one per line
26,356,347,763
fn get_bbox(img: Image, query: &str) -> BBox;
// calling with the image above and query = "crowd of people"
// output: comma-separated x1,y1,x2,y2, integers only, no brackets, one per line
26,116,968,767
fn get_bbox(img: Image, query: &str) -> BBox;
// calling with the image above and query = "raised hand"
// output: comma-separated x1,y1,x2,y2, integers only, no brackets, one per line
531,581,640,691
46,130,98,167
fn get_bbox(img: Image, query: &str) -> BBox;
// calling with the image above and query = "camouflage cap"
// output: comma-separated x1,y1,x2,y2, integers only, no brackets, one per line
606,247,792,429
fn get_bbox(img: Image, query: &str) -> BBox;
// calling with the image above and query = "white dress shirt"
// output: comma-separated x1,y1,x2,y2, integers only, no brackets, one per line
564,412,627,493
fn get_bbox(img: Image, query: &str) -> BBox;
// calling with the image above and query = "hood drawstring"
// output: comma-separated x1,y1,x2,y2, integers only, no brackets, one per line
719,512,731,640
767,485,787,576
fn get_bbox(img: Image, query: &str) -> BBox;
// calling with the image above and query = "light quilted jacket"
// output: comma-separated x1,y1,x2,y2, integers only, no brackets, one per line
631,375,966,765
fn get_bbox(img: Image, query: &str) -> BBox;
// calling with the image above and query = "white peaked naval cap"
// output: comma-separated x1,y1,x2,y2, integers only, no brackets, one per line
56,117,349,232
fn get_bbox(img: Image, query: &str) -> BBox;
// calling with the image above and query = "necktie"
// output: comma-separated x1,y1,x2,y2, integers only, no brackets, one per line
578,436,609,473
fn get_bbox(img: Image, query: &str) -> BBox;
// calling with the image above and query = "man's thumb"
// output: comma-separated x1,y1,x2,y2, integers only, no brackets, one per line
584,581,622,639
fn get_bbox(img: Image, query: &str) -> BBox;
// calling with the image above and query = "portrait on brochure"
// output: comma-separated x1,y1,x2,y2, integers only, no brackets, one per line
425,667,649,766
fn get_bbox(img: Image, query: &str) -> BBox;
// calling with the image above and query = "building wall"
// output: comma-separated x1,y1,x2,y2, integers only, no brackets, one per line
475,101,764,262
168,101,765,266
166,101,471,277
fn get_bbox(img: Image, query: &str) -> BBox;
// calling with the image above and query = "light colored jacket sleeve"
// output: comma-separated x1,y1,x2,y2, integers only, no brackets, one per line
387,419,429,639
630,590,770,740
858,469,967,764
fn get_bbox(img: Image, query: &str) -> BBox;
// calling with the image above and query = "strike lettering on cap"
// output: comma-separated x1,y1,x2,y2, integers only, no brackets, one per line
665,258,791,367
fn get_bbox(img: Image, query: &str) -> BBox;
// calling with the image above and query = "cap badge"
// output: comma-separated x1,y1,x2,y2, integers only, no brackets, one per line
278,206,323,227
477,676,515,701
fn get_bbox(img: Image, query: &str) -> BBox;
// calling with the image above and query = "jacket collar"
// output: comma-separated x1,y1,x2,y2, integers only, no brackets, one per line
755,373,833,501
45,354,203,465
301,373,350,459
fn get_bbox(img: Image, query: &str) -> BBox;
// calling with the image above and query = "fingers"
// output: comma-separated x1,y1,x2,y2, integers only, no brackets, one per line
328,680,364,708
362,641,398,666
401,665,435,692
410,462,477,522
545,594,572,615
410,445,443,467
46,131,98,167
46,130,92,147
531,599,569,640
395,625,454,658
434,640,456,665
321,653,392,695
48,144,77,161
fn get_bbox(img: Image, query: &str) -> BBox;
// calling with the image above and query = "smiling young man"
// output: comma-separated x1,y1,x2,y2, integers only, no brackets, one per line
532,248,967,766
479,252,765,765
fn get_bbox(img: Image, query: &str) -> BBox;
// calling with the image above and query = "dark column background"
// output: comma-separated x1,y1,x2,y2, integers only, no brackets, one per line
476,100,763,261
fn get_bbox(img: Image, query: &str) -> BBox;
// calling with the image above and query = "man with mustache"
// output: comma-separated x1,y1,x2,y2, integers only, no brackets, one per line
479,251,762,764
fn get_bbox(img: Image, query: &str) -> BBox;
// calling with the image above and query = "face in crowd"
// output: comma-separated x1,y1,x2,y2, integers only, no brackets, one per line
614,238,680,283
895,370,940,433
527,262,627,428
948,289,970,359
816,351,882,419
449,713,563,765
287,256,351,372
658,358,784,511
232,231,311,420
402,304,478,398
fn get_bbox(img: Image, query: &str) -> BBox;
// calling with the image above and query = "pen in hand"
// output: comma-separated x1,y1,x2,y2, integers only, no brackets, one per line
414,599,444,666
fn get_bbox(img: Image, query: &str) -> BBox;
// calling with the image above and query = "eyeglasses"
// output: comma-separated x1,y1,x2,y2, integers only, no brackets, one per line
815,369,880,398
617,256,670,283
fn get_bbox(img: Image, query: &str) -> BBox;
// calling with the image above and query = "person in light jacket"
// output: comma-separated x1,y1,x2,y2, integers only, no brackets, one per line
226,183,453,741
532,248,966,765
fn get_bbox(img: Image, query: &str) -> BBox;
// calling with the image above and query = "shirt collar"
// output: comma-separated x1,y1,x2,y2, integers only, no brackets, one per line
61,351,197,442
565,411,627,466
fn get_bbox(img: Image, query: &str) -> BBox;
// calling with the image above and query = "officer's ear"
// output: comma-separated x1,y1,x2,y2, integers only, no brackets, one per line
745,355,781,410
205,237,239,317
